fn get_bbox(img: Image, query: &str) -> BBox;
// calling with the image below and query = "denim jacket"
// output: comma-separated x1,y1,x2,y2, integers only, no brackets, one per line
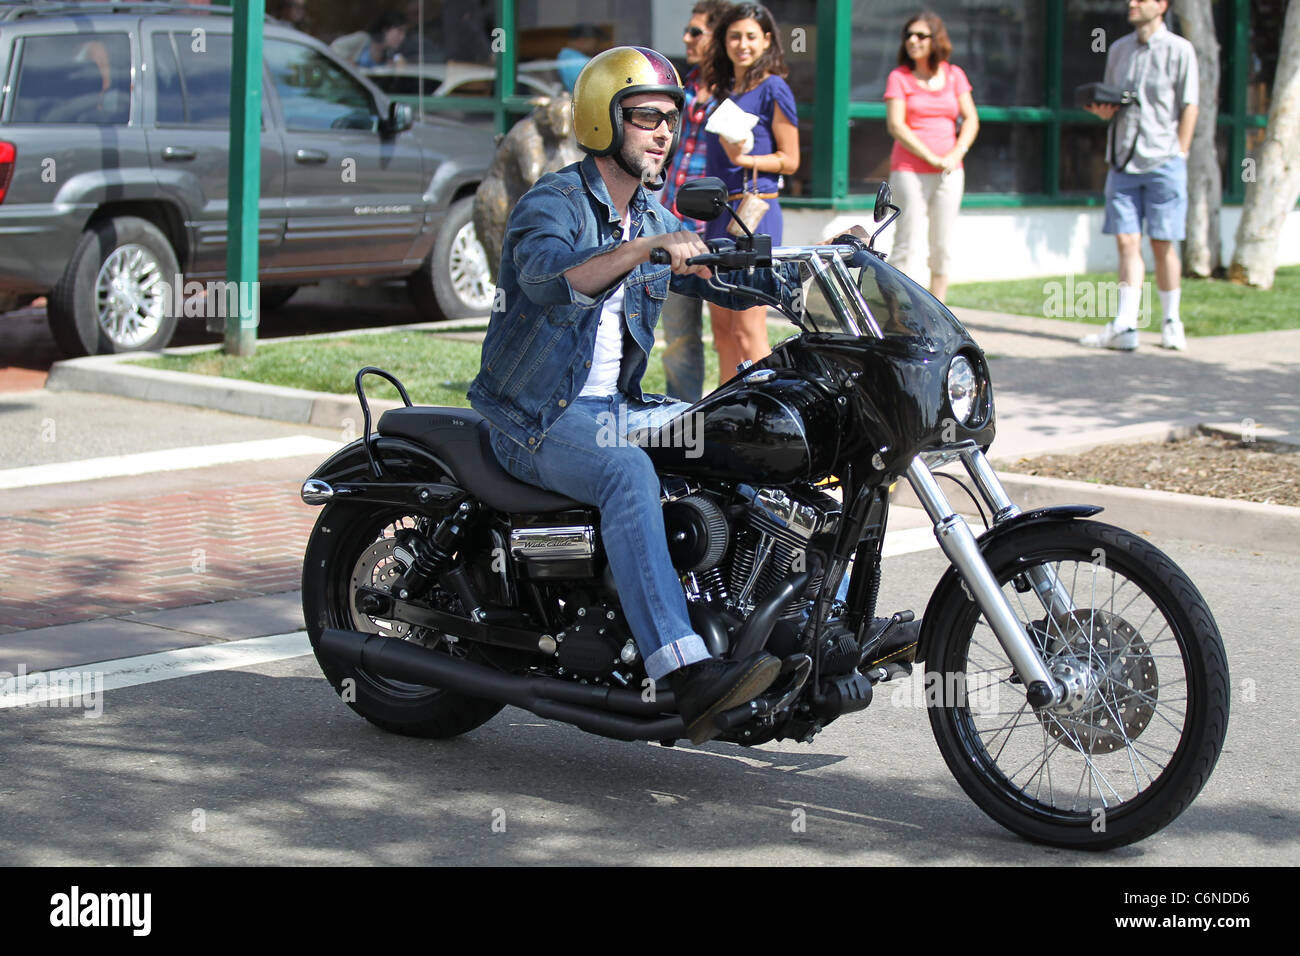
468,155,801,453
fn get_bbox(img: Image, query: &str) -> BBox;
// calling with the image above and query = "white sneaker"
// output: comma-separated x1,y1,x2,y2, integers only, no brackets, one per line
1161,318,1187,350
1079,321,1138,351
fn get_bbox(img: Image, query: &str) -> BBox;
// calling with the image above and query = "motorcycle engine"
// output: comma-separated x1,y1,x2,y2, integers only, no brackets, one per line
669,486,837,652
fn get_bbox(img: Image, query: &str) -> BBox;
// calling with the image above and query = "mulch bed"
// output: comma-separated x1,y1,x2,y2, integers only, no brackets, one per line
1000,432,1300,508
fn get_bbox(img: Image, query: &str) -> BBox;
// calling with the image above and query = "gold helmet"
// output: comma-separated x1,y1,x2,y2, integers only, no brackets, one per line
573,47,683,185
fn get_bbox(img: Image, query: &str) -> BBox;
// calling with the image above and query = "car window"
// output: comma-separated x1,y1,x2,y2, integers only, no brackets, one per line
10,33,132,125
264,38,378,133
170,32,234,126
151,33,185,124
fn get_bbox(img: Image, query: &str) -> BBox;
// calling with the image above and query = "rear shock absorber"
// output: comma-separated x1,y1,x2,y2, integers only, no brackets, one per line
391,500,478,600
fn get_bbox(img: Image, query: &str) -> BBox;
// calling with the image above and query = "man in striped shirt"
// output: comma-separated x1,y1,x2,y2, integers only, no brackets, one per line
659,0,732,403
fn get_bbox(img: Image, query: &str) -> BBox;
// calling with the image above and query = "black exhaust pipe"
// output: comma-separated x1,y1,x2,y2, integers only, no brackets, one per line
318,628,686,742
730,558,819,660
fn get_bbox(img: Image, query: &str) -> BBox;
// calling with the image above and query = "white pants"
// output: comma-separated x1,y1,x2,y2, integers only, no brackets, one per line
889,168,965,285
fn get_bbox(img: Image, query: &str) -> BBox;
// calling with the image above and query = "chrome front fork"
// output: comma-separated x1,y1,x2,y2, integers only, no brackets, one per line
907,449,1071,708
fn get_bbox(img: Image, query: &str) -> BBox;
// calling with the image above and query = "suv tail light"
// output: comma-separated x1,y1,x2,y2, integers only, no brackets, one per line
0,142,14,204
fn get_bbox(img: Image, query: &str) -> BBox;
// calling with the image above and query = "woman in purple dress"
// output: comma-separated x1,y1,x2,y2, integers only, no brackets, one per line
700,2,799,382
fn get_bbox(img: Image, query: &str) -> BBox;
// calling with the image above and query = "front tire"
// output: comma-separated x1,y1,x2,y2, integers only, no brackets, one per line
48,216,181,356
303,497,506,739
925,520,1229,849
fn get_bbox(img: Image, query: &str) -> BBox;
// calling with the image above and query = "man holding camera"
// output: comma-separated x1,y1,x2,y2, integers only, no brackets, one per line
1082,0,1198,352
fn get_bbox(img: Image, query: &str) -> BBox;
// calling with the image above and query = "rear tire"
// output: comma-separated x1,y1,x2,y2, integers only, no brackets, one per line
407,196,494,321
303,490,507,739
48,216,181,356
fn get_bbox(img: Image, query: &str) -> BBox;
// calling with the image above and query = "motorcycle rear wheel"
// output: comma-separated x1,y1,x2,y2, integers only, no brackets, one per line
303,499,508,739
925,519,1229,850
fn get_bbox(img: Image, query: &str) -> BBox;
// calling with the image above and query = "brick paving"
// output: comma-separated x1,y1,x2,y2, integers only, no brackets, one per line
0,481,320,634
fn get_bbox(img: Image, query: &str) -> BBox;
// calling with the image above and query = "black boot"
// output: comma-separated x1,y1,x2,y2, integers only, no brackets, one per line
669,653,781,745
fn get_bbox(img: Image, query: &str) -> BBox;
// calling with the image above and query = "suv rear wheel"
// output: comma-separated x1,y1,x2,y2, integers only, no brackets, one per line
406,196,494,321
48,216,181,356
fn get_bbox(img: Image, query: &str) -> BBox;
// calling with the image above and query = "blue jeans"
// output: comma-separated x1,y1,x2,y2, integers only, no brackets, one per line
660,291,705,403
488,394,710,681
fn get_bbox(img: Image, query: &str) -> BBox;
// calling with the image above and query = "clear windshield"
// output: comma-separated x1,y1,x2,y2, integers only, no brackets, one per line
797,249,971,353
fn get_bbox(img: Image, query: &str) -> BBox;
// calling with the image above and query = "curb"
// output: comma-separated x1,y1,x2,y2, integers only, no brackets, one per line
46,354,405,427
41,316,491,426
995,472,1300,555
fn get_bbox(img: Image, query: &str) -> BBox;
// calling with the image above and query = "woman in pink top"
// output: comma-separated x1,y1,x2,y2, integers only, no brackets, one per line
884,11,979,302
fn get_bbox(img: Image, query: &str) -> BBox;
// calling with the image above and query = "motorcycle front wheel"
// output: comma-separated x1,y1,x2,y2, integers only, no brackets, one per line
925,519,1229,850
303,497,509,739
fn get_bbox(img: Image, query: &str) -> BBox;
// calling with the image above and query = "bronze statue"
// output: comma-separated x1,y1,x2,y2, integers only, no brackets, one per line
473,93,584,285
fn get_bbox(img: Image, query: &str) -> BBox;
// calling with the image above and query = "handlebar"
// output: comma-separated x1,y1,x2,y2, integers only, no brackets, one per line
648,236,871,271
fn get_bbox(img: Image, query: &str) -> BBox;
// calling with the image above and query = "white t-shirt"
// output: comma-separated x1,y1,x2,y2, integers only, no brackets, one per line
578,211,631,398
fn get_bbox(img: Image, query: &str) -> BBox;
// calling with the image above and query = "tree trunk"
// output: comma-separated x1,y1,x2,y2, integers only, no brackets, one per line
1230,0,1300,289
1178,0,1222,277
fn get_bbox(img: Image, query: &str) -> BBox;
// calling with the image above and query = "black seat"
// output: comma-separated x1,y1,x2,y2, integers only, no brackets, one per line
377,406,583,514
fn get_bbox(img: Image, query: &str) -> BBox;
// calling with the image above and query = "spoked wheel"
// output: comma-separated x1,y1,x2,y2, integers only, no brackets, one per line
925,520,1229,849
303,500,509,738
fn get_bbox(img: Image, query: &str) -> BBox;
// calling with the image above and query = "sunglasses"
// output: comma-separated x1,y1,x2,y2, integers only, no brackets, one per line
622,106,681,133
685,26,705,37
906,31,933,40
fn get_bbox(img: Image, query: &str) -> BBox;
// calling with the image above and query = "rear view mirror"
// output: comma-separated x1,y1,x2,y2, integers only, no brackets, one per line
873,181,893,223
676,177,728,222
384,101,414,134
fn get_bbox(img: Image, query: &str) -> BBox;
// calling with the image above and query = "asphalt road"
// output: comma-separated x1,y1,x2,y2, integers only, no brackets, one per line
1,534,1294,866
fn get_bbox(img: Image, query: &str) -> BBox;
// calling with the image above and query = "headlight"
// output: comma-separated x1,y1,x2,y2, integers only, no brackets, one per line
947,355,978,425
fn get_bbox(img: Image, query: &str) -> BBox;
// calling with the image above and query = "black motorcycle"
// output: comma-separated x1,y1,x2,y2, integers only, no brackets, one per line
299,179,1228,850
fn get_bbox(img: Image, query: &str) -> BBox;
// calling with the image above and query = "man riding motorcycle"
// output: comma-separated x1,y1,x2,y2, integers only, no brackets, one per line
467,47,799,744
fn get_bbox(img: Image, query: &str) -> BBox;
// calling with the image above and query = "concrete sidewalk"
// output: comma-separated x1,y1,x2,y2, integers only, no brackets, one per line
6,305,1299,672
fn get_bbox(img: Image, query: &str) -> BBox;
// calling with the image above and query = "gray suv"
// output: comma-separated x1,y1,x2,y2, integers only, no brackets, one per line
0,2,497,355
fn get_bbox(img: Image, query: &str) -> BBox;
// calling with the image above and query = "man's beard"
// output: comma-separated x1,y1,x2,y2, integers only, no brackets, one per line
617,141,668,190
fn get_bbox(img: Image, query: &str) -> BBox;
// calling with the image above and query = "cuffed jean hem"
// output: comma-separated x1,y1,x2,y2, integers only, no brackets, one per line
645,634,711,681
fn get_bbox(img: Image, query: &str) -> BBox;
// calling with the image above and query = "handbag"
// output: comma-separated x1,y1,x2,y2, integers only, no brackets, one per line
726,165,772,238
1073,82,1138,108
1074,82,1141,172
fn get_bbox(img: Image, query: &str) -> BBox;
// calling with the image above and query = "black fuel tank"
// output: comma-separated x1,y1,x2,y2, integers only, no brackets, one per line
642,369,843,484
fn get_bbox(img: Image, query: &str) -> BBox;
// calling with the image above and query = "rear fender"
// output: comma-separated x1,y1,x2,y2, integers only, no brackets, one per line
304,436,467,515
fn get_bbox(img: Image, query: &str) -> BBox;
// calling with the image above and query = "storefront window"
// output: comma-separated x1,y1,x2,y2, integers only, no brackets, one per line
1247,0,1287,115
963,124,1044,194
850,0,1045,108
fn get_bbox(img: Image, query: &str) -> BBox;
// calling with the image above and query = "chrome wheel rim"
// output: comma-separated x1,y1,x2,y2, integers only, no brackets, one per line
955,558,1189,816
95,244,167,348
449,220,495,312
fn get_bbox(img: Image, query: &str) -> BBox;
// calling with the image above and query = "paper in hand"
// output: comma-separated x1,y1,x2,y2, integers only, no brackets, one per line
705,98,759,149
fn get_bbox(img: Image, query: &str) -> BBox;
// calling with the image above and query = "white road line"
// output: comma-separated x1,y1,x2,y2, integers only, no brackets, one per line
0,436,342,489
0,631,312,708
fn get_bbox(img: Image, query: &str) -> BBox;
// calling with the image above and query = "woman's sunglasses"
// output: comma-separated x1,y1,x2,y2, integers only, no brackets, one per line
906,31,933,40
622,106,681,132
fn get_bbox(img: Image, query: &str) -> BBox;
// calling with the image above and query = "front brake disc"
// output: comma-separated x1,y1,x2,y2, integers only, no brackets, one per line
1040,609,1158,754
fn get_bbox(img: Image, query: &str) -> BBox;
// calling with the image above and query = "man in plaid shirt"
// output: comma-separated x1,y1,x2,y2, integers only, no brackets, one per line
660,0,732,403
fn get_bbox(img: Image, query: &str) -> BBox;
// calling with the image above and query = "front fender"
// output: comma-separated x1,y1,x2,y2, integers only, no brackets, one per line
915,505,1102,663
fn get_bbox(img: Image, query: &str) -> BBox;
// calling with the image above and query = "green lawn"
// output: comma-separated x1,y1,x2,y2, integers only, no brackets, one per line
135,321,800,406
947,265,1300,338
